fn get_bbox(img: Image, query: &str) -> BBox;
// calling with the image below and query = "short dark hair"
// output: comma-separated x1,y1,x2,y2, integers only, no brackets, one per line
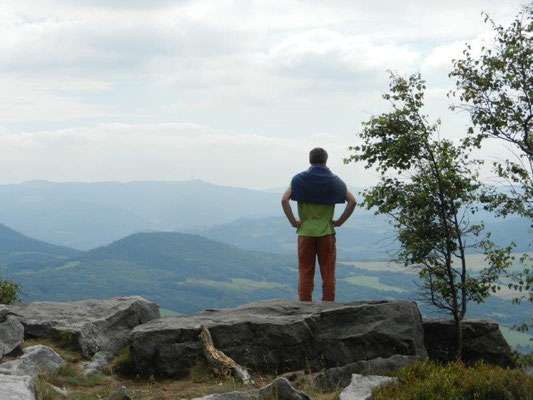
309,147,328,164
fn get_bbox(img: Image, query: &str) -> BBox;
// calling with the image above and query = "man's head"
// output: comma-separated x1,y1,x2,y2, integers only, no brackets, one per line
309,147,328,165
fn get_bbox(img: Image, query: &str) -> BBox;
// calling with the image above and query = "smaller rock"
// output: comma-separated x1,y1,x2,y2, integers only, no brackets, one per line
82,351,114,376
339,374,397,400
193,377,310,400
423,318,515,367
0,345,65,376
109,386,131,400
50,384,68,397
314,354,418,391
0,305,9,320
0,316,25,360
258,377,311,400
0,374,36,400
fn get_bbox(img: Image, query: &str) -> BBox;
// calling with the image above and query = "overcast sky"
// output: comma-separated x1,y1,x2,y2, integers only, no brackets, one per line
0,0,525,189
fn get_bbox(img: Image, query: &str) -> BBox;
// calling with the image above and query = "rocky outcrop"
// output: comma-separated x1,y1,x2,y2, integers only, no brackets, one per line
193,377,310,400
0,345,64,376
131,300,426,378
10,296,160,357
0,309,25,359
423,318,515,367
0,374,35,400
313,354,419,391
339,374,397,400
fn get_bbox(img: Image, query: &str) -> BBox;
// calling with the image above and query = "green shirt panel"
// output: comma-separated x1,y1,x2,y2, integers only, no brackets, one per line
296,202,336,237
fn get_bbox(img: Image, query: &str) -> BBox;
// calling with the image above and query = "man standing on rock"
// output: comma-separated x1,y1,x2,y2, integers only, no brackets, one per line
281,147,356,302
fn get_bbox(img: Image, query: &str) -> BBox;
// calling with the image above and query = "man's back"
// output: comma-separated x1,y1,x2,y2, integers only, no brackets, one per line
281,147,356,302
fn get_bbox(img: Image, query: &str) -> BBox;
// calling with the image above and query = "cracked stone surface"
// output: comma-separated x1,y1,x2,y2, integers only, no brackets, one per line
10,296,160,357
131,299,426,377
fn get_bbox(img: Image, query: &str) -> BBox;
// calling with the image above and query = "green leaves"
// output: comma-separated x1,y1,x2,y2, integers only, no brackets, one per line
347,71,513,359
0,277,22,305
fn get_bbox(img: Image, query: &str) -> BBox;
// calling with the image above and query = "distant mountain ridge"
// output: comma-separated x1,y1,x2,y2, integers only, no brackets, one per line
1,180,530,256
0,180,281,249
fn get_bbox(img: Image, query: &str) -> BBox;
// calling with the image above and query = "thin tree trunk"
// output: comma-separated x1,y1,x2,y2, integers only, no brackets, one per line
454,314,463,361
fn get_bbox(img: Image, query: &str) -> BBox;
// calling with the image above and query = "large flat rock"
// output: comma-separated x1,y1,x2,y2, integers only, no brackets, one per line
130,300,426,378
423,318,515,367
0,374,35,400
10,296,160,357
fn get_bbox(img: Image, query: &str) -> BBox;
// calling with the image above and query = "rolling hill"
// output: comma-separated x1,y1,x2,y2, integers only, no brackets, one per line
0,222,81,265
186,216,395,260
187,215,532,259
1,231,298,313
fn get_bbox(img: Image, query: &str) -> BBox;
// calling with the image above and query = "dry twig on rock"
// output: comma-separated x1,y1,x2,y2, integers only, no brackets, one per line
198,324,254,385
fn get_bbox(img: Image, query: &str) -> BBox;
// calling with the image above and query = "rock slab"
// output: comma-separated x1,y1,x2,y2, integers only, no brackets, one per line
339,374,397,400
423,318,515,367
194,377,310,400
131,299,426,378
0,344,64,376
0,374,36,400
10,296,160,357
0,314,25,359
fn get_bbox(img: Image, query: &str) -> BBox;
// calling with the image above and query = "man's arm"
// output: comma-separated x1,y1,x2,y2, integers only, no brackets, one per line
332,189,356,227
281,188,301,228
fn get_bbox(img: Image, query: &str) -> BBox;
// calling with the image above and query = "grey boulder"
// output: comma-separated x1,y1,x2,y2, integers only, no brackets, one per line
131,299,426,378
314,354,420,391
0,344,64,376
194,377,310,400
0,314,25,359
0,374,36,400
10,296,160,357
339,374,397,400
423,318,515,367
81,351,114,376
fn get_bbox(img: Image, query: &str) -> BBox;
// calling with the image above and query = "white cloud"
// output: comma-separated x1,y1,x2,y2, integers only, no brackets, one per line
0,0,527,188
268,29,420,87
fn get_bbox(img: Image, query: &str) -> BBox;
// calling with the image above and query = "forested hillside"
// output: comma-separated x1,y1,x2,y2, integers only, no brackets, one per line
0,222,81,264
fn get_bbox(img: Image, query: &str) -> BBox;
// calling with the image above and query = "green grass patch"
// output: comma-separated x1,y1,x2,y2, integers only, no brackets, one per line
372,360,533,400
55,261,81,270
67,388,113,400
44,364,110,388
35,375,64,400
344,275,406,293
